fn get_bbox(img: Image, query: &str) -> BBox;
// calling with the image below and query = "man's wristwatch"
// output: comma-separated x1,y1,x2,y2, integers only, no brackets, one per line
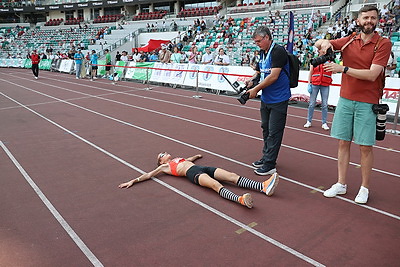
343,66,349,74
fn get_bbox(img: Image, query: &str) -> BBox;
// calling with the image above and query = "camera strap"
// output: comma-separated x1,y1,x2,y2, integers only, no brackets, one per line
340,32,384,53
259,42,275,80
340,32,357,52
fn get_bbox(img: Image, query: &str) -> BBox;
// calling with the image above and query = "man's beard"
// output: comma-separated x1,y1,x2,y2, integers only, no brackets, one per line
359,23,376,34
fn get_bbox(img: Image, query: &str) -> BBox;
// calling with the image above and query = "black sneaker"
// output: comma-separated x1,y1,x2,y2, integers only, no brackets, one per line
252,160,264,168
254,167,277,176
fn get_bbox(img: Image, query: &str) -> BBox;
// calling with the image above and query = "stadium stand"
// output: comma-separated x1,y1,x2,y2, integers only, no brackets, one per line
0,0,399,75
94,14,125,24
177,6,222,18
132,11,166,21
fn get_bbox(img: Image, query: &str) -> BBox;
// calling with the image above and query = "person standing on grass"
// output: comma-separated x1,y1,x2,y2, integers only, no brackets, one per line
118,152,279,208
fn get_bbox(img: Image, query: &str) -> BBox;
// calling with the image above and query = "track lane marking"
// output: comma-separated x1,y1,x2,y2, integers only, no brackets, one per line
1,80,400,220
0,92,326,267
4,76,400,175
0,141,104,267
12,72,400,154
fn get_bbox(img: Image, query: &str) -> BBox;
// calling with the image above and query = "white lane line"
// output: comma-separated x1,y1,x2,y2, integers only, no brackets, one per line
17,73,400,154
1,81,400,219
6,77,400,175
0,141,104,267
0,94,325,267
4,73,400,156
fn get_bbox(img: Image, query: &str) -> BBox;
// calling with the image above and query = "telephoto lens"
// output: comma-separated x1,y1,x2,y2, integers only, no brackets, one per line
372,104,389,141
237,92,250,105
376,113,387,141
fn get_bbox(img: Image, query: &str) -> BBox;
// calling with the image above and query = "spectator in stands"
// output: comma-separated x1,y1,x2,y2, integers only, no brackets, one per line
214,48,230,66
386,51,397,77
241,53,250,66
115,51,121,62
74,48,84,79
138,51,149,62
48,51,56,60
393,4,400,25
199,20,206,31
380,4,390,20
30,50,40,80
244,26,291,176
40,52,47,60
132,48,141,62
120,51,129,62
304,53,333,131
316,5,392,204
188,46,199,64
201,47,214,64
68,46,76,60
90,50,98,81
180,50,188,63
159,44,172,63
149,51,159,62
170,46,183,63
250,50,260,70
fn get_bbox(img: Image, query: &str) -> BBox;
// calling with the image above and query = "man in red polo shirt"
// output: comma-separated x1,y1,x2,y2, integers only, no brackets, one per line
314,5,391,204
30,50,40,79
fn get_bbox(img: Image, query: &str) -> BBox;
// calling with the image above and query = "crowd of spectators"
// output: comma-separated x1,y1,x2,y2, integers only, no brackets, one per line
0,24,111,59
1,2,399,77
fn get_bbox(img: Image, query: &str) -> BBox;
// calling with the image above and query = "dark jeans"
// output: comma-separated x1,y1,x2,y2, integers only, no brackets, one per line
32,64,39,77
259,100,288,169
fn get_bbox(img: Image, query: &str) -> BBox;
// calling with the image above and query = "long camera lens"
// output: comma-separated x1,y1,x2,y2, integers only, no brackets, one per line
237,92,250,105
376,113,387,141
372,104,389,141
310,48,335,67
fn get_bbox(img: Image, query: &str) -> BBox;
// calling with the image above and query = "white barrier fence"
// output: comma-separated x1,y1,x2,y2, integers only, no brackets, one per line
1,58,399,117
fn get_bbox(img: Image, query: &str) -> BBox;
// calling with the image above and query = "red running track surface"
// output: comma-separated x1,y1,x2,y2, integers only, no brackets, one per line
0,69,399,266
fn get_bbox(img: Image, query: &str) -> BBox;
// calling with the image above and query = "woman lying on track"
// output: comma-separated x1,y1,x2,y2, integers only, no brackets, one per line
118,152,279,208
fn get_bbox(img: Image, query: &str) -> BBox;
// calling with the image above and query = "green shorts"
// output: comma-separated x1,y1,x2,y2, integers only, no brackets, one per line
331,97,377,146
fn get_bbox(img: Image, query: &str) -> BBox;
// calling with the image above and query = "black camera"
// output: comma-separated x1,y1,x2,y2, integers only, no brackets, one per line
311,48,336,67
372,104,389,141
232,81,250,105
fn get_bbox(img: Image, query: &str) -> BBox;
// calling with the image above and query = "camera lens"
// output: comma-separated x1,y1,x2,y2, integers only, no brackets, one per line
237,92,249,105
376,114,387,141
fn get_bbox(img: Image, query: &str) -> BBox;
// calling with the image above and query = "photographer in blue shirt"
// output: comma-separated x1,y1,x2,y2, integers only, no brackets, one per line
245,26,291,176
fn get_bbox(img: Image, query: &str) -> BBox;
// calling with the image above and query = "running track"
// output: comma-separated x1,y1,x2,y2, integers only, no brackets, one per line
0,68,399,266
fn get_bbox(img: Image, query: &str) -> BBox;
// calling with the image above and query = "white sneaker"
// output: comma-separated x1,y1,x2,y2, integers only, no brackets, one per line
323,183,347,198
35,76,38,80
355,186,369,204
304,121,312,128
76,77,79,79
322,123,330,130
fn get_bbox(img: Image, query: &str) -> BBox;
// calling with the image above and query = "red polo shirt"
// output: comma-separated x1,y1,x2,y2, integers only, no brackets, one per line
330,33,391,104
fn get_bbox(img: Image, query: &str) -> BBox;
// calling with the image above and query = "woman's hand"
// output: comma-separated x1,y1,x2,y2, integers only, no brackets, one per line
118,180,134,189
